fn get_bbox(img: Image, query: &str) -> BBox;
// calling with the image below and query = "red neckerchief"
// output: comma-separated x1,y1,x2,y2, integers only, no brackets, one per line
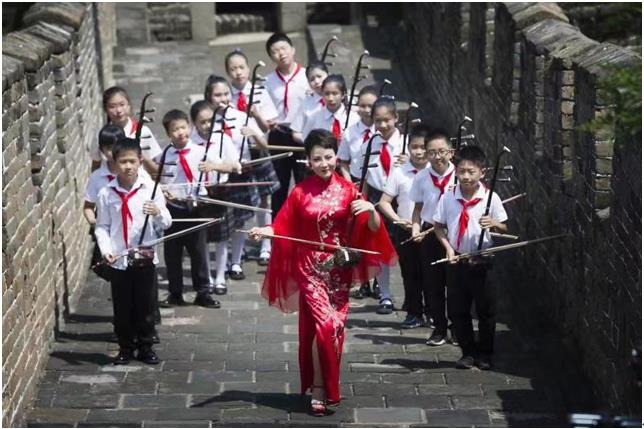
175,148,194,183
380,141,391,177
430,171,453,196
237,91,247,113
112,186,142,247
275,64,302,114
456,197,482,250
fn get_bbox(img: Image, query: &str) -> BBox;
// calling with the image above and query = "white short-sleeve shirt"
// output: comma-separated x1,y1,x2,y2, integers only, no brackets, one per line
85,161,150,204
230,81,279,123
433,183,508,254
264,64,310,124
409,163,456,224
301,104,359,142
91,117,162,162
337,120,373,179
383,161,428,221
190,128,238,184
363,129,404,191
214,107,262,162
290,92,324,134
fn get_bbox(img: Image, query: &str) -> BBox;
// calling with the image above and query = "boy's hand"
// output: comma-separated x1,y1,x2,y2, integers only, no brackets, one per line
249,105,259,118
103,254,116,265
445,247,458,264
162,189,176,202
232,161,242,175
479,215,495,230
198,160,217,173
351,200,375,216
411,224,424,242
240,126,258,138
394,153,409,167
143,200,160,216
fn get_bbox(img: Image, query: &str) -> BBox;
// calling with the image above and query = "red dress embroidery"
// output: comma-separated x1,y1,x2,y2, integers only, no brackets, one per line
262,172,397,403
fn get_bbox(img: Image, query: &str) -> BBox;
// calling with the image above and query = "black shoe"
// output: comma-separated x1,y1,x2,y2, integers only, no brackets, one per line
371,283,382,300
113,350,133,365
426,331,447,346
159,294,186,308
401,314,423,329
228,264,245,280
376,299,393,315
138,348,160,365
351,284,370,299
194,293,221,308
213,283,228,295
476,355,493,371
455,355,475,369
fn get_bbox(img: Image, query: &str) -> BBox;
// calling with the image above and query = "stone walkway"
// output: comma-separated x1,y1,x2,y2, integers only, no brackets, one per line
24,21,593,428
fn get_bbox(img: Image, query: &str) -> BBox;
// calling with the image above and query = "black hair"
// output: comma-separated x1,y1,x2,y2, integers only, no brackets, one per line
456,145,486,169
357,85,378,99
102,86,131,110
304,129,337,156
162,109,190,132
321,74,347,95
306,60,329,78
190,100,214,123
224,49,248,72
98,124,125,149
112,137,141,160
266,32,293,55
371,96,397,118
203,74,229,102
424,128,451,147
408,124,433,143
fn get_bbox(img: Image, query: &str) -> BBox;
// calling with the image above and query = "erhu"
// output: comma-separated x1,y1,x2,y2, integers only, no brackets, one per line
401,101,420,155
452,115,473,184
320,35,338,66
344,50,370,130
241,61,268,161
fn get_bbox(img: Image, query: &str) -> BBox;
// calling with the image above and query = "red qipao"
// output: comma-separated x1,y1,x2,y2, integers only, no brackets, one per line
262,172,397,403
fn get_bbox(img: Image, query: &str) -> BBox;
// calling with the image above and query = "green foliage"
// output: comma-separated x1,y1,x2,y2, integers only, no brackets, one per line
582,62,642,143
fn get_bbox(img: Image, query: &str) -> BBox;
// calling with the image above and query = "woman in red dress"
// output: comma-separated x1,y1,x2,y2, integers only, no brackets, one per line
249,129,397,415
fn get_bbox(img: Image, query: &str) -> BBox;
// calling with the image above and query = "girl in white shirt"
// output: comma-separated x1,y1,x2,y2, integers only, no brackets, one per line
290,60,329,142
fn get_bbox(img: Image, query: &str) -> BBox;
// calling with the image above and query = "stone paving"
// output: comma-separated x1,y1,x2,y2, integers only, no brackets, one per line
24,20,595,428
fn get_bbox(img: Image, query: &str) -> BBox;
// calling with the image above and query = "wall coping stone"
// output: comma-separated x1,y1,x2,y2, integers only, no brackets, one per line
23,22,73,54
2,31,53,72
22,2,86,30
2,55,25,92
509,2,569,30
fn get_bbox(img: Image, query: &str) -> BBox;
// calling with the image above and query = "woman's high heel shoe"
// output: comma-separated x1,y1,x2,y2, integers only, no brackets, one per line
310,385,327,416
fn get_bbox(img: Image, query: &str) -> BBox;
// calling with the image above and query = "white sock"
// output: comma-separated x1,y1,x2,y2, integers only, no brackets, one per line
231,230,246,266
257,212,272,254
377,264,391,302
215,241,228,285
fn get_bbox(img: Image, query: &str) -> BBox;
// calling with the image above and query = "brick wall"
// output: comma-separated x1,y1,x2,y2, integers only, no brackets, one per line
403,2,641,415
2,3,110,426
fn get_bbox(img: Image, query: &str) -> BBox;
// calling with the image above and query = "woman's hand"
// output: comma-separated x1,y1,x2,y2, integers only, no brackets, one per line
351,199,376,216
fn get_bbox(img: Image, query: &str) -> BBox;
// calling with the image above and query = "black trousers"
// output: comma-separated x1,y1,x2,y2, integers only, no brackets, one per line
164,205,210,297
269,128,306,217
420,225,449,333
110,265,156,351
395,229,425,317
446,261,496,357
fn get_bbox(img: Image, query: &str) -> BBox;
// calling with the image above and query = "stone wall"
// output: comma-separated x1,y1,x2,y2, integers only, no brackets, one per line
403,2,641,415
2,3,107,426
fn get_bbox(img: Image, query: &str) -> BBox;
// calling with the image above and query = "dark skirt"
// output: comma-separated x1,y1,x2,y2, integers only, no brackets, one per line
223,172,260,227
198,194,235,242
249,148,281,197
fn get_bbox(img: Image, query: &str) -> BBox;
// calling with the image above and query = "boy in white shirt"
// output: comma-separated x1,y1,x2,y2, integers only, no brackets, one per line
264,32,310,216
95,138,172,365
410,130,457,346
433,145,508,370
378,125,430,329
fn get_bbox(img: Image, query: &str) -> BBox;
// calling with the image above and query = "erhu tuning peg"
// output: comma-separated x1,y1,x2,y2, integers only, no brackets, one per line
140,145,150,150
461,134,475,140
141,134,152,139
257,60,266,67
360,64,371,70
410,118,422,124
162,161,177,166
367,163,379,168
325,62,335,67
143,116,154,123
252,100,261,104
497,177,512,182
502,165,514,171
145,108,156,113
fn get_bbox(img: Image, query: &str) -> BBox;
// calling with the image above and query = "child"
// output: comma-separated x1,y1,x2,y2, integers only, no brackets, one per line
156,109,221,309
338,85,378,182
378,124,431,329
94,137,172,365
293,74,359,143
433,145,508,370
410,129,456,346
225,50,281,266
290,60,329,142
363,97,407,314
264,32,310,216
85,124,126,281
94,87,162,175
189,100,242,294
204,75,270,280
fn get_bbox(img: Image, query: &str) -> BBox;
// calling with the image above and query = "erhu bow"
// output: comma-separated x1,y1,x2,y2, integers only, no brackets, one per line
344,50,370,130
